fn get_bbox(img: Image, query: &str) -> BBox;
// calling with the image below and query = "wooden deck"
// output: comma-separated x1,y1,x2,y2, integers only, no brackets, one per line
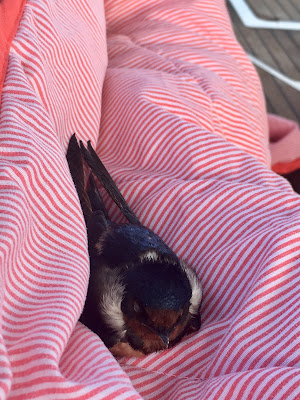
227,0,300,125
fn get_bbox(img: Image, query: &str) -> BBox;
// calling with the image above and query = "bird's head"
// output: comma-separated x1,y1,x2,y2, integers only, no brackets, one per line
107,256,202,357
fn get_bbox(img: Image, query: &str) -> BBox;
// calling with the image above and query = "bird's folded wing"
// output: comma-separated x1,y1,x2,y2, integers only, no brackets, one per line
0,1,299,400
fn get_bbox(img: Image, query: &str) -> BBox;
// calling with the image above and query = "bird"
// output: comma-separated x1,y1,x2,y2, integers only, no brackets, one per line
66,134,202,357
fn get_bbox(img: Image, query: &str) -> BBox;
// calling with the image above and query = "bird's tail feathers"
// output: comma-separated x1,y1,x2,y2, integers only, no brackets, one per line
66,133,92,224
80,140,141,226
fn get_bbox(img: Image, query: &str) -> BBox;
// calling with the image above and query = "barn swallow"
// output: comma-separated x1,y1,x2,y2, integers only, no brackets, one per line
66,134,202,357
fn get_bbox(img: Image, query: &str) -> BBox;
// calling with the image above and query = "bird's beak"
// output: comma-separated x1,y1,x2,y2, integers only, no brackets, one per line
158,333,170,348
141,323,171,349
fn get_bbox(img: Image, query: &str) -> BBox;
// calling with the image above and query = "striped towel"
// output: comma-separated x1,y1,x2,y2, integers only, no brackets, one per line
0,0,299,399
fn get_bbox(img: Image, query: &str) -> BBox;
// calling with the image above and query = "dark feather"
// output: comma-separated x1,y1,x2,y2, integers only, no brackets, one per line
87,173,110,219
80,140,141,226
66,133,92,224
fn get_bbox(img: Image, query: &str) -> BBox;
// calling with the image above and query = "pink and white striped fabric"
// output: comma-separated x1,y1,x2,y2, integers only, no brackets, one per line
0,0,299,399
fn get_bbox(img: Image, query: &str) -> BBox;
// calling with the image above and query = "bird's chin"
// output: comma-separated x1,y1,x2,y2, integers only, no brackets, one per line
109,334,171,358
142,337,173,353
109,342,146,358
126,327,170,354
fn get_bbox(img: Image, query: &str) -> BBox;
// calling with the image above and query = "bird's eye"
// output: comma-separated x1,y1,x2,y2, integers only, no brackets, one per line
175,312,183,325
175,306,188,325
133,301,141,314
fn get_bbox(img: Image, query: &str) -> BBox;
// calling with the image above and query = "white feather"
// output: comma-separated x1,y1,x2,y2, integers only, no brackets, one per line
140,250,159,262
99,267,126,339
180,261,202,315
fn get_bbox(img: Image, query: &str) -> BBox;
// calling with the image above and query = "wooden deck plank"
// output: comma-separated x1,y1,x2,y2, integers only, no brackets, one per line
247,1,277,20
273,0,300,19
227,1,300,126
249,0,300,20
230,18,298,120
290,30,300,45
263,1,300,46
260,70,299,121
272,31,300,72
290,0,300,13
257,30,299,80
